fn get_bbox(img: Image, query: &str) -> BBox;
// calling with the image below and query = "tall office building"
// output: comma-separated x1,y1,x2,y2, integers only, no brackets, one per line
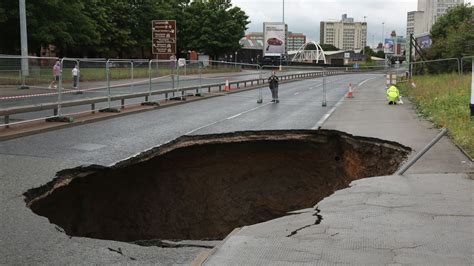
406,11,425,37
287,32,307,51
320,14,367,50
407,0,464,37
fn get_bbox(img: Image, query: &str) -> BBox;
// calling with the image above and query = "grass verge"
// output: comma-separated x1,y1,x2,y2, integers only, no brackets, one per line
399,73,473,158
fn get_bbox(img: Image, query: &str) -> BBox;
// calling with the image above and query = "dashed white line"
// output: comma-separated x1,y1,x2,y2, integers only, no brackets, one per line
358,77,377,87
311,76,376,129
185,102,272,135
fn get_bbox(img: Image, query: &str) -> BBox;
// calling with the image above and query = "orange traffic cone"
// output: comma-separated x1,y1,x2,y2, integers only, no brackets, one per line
346,82,354,98
224,79,230,91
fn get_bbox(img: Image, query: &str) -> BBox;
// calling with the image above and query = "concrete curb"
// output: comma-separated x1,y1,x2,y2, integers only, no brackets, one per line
192,227,242,266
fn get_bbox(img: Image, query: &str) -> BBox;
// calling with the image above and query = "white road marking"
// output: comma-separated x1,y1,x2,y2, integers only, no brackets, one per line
294,92,300,95
358,77,377,87
185,102,272,135
311,76,376,129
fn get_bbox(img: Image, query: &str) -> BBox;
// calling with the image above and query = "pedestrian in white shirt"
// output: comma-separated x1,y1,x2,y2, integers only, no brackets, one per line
72,64,79,89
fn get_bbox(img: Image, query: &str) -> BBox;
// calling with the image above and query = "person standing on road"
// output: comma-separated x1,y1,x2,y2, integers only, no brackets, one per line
386,85,400,105
268,71,279,103
49,60,60,89
72,64,79,89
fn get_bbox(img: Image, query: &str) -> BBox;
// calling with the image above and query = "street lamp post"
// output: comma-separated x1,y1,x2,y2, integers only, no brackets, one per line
281,0,285,71
283,0,285,22
382,22,385,44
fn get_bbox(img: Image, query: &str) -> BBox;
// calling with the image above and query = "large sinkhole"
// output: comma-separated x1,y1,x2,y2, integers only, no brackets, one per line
25,130,410,242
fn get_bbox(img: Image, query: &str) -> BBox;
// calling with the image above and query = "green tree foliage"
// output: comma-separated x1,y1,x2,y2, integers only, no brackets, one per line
428,4,474,59
0,1,21,54
319,44,338,51
303,43,316,50
184,0,249,59
0,0,249,58
27,0,99,56
363,46,376,57
0,2,6,23
375,50,385,58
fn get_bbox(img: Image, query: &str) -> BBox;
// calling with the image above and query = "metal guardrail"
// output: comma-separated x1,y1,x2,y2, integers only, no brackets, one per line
0,66,386,128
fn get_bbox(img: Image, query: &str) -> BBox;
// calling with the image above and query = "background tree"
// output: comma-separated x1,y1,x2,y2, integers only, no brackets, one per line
319,44,338,51
27,0,99,57
375,50,385,58
0,2,6,23
179,0,249,59
427,4,474,59
0,0,249,59
363,46,376,57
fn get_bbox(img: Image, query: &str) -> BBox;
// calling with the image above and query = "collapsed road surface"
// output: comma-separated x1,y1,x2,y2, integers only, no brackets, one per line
25,130,410,242
1,73,419,265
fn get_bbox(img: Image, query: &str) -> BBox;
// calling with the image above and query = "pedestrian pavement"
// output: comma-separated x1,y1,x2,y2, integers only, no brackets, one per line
202,77,473,265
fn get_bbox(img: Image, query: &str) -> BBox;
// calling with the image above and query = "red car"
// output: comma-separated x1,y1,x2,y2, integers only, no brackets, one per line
267,38,283,46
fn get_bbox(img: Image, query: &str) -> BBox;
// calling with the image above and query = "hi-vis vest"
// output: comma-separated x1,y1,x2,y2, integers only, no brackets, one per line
386,86,399,101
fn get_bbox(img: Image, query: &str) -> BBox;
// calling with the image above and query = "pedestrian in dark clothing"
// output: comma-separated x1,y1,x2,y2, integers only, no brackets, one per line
268,71,279,103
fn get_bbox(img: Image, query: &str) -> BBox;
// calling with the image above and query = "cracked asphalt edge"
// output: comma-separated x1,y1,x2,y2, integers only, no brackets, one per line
286,206,323,237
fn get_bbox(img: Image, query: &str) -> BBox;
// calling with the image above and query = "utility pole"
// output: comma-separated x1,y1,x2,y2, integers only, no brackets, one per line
19,0,29,87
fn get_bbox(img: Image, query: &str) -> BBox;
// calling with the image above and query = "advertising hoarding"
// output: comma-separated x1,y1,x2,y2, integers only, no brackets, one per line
415,34,432,50
263,22,286,56
384,38,394,54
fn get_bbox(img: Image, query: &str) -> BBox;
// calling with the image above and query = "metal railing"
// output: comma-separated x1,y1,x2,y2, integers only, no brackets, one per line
0,56,387,128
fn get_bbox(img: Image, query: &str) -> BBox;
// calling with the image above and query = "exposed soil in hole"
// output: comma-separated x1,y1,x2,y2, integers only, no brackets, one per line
24,130,410,242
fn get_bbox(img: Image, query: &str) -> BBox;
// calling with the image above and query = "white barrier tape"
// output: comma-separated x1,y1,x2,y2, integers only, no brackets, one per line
0,75,172,100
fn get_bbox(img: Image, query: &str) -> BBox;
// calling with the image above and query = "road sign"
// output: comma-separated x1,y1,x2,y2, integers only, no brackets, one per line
152,20,176,55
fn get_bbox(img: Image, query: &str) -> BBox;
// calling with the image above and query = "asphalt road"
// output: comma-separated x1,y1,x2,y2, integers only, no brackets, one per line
0,69,317,124
0,73,382,264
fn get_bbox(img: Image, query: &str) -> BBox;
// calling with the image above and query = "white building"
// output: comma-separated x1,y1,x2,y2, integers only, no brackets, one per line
320,14,367,50
407,0,464,37
406,11,425,37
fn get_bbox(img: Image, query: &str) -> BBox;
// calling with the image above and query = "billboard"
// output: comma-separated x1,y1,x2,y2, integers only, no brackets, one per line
263,22,286,56
384,38,394,54
415,34,432,50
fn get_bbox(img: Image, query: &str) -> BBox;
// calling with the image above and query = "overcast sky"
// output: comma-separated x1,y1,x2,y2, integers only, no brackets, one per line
231,0,472,47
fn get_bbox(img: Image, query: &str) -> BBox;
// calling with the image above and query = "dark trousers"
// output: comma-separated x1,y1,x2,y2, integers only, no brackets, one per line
270,86,279,100
73,76,78,88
